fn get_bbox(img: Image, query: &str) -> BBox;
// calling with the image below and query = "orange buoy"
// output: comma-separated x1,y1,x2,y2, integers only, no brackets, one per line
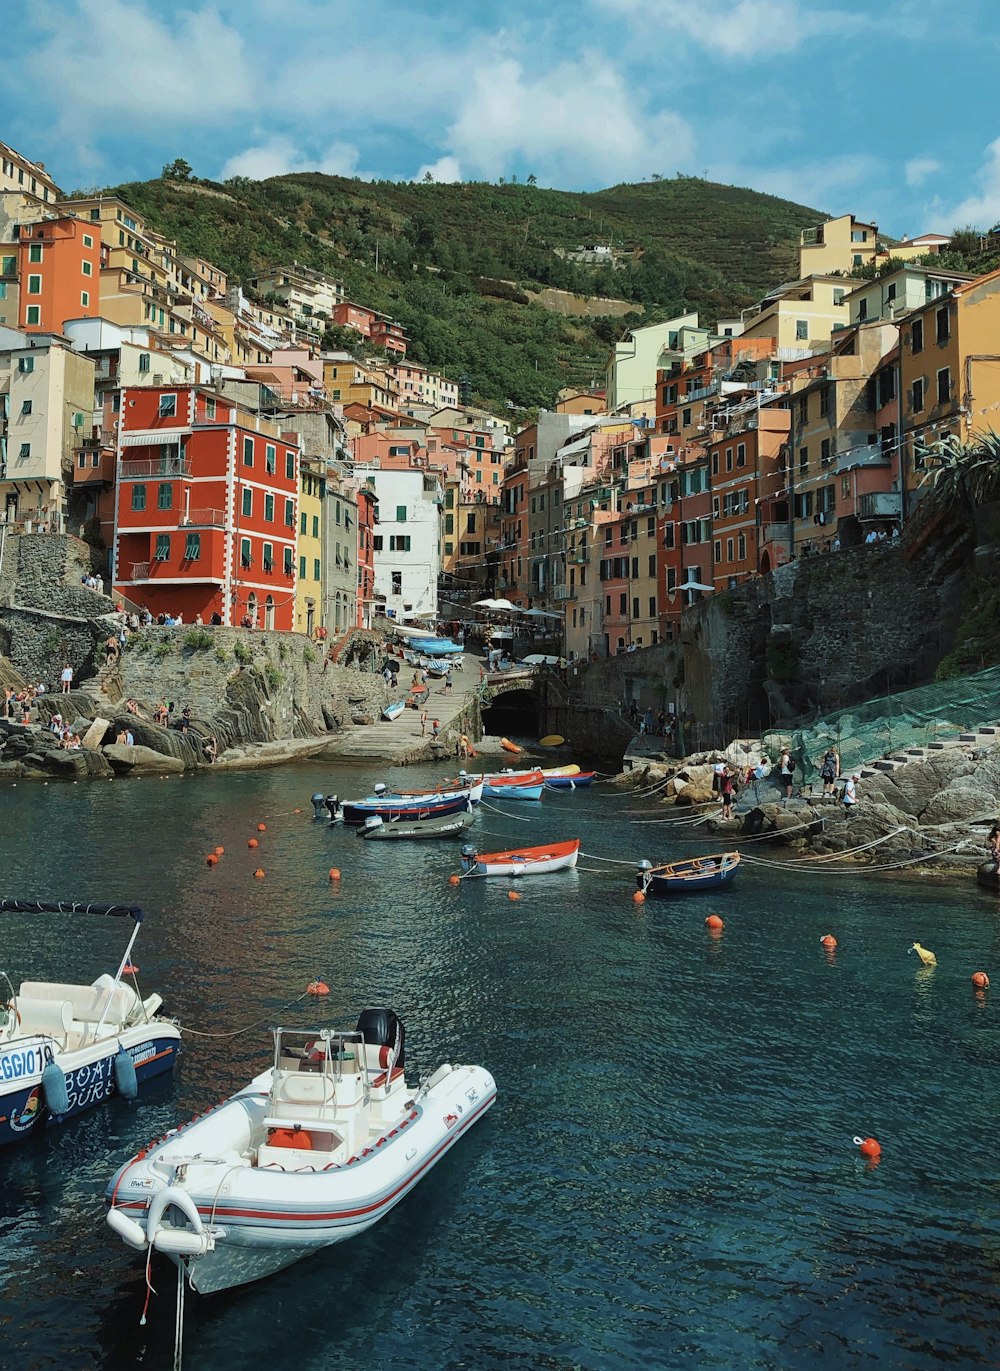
854,1135,881,1160
257,823,267,832
248,837,259,849
448,874,461,887
508,890,521,901
268,1127,312,1150
206,853,219,866
820,934,838,949
123,963,139,975
214,846,225,856
705,914,724,930
254,868,265,879
633,890,646,905
972,971,991,990
307,980,329,996
329,868,341,881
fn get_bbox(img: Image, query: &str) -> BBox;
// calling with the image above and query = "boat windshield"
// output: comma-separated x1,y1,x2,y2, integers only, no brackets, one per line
272,1028,367,1079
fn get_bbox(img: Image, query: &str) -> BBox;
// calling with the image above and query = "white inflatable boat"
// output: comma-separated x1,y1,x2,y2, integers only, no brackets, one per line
105,1009,495,1295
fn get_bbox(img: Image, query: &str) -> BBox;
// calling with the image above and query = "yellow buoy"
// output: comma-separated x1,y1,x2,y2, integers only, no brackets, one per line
911,941,937,967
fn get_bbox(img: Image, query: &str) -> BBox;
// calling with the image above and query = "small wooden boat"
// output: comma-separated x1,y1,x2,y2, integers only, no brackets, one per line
482,769,544,801
389,777,484,806
358,811,475,841
544,770,596,790
381,701,406,722
636,852,740,896
460,838,580,877
538,734,565,747
339,792,472,825
500,738,522,755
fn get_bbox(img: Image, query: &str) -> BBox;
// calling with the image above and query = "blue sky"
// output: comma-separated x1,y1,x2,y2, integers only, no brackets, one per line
4,0,1000,236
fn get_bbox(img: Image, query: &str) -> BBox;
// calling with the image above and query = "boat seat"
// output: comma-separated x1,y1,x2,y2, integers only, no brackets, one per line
273,1072,337,1108
19,979,138,1025
13,996,73,1041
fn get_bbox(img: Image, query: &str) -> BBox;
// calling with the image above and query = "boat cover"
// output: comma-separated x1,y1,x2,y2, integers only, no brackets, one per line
0,899,144,922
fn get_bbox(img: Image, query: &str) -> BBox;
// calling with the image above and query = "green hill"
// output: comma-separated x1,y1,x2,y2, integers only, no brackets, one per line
100,171,825,412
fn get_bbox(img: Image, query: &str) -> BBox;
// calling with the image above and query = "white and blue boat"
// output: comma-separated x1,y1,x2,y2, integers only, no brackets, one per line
381,700,407,722
635,852,741,896
408,637,463,657
0,898,180,1147
482,769,545,801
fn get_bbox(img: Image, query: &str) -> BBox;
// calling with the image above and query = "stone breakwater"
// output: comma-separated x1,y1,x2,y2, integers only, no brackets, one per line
613,736,1000,876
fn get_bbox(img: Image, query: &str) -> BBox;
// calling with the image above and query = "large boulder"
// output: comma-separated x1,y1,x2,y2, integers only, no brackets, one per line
103,744,185,775
976,862,1000,892
43,748,114,779
922,781,998,828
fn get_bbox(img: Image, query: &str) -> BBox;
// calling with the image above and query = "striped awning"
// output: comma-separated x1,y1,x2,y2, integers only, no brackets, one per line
120,433,181,448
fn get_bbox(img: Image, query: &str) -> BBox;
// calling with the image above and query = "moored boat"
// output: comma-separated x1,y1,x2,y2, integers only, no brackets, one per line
338,791,472,825
482,769,545,801
105,1009,495,1296
358,811,476,841
0,898,180,1147
636,852,741,896
460,838,580,877
391,775,484,806
543,770,596,789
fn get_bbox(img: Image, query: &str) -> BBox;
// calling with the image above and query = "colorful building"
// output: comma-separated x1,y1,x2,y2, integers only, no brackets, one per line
798,214,879,277
355,476,378,627
16,216,101,332
113,385,299,629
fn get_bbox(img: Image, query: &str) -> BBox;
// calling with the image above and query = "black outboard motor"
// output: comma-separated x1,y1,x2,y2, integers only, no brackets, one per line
356,1007,405,1068
324,794,340,821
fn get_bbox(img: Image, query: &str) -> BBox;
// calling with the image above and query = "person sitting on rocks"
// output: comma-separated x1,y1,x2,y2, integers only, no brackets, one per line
115,728,128,744
153,698,169,725
203,735,218,764
125,698,146,718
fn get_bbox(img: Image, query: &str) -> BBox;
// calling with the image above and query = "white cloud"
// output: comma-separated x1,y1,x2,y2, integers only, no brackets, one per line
444,51,693,186
220,139,360,181
21,0,252,164
946,136,1000,229
715,153,883,214
905,156,942,188
598,0,852,57
416,157,463,184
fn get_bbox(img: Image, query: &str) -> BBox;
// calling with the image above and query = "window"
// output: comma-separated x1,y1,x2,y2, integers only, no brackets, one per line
726,538,735,563
157,482,172,510
912,378,925,412
131,484,146,511
911,318,923,354
28,244,42,263
26,305,40,325
138,352,151,374
265,444,276,474
299,555,307,579
714,539,722,562
299,510,307,534
682,407,692,428
396,504,407,522
285,498,295,527
262,542,273,572
314,558,321,580
666,567,676,592
20,399,31,416
444,513,454,534
184,532,201,560
937,368,951,405
936,306,950,344
619,593,627,614
81,291,89,308
242,487,253,517
264,493,275,522
851,228,868,243
284,547,293,576
205,396,216,420
858,300,869,325
391,571,402,595
312,515,319,539
795,319,809,341
389,535,412,552
821,438,831,466
725,447,733,472
738,533,746,560
243,437,254,466
373,535,383,551
819,387,830,418
887,283,897,302
799,446,809,473
712,453,719,475
285,451,295,480
17,355,33,374
240,537,252,569
155,533,170,561
82,259,92,277
632,597,640,619
798,396,808,424
158,394,176,418
648,554,656,577
83,233,93,248
18,442,30,459
833,287,846,305
712,496,721,519
736,442,746,467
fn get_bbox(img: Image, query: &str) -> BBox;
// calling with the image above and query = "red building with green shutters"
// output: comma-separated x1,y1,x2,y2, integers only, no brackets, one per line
113,385,299,629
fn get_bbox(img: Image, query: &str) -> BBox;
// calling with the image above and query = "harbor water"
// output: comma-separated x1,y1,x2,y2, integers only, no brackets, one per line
1,763,999,1369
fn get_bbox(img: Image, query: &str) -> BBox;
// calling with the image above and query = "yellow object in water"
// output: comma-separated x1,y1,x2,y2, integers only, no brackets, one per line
911,941,937,967
538,735,565,748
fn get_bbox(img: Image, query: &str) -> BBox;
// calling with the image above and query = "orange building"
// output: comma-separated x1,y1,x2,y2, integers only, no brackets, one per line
710,403,790,585
113,386,299,629
16,216,101,332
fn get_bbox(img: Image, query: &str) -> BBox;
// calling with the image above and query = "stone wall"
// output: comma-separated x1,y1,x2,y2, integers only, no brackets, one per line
0,531,110,616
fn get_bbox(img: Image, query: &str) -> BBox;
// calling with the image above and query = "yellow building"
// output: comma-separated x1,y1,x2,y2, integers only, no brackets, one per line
741,276,851,353
899,266,1000,511
296,455,325,636
322,355,396,410
798,214,879,277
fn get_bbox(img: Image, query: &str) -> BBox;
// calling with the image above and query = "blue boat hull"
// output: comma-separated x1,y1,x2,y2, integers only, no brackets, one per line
639,867,738,896
544,773,596,789
0,1032,179,1148
481,783,544,801
342,795,470,825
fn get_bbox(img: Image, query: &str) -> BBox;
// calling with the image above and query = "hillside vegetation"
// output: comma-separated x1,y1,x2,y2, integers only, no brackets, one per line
103,171,825,412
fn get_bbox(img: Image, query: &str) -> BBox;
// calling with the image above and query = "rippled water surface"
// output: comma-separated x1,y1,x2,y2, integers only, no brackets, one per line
0,763,998,1370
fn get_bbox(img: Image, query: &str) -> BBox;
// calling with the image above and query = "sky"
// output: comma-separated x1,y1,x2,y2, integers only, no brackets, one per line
4,0,1000,236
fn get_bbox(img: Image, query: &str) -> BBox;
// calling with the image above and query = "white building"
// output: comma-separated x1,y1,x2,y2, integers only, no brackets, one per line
367,466,442,622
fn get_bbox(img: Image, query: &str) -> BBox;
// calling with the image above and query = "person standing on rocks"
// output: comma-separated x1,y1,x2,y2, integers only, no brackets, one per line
819,746,840,797
60,663,73,694
842,774,859,812
779,748,795,801
420,709,428,737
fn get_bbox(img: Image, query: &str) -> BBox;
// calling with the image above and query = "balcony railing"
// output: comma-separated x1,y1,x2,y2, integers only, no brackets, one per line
552,585,573,602
128,562,151,580
181,508,225,527
119,455,192,480
858,492,902,520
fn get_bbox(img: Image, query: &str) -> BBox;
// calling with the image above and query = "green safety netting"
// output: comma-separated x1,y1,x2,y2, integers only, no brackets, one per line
764,665,1000,786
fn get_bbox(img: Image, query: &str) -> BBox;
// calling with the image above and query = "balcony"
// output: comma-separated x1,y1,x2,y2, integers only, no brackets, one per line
119,455,192,480
858,492,902,520
128,561,151,580
552,585,573,602
180,508,225,527
568,550,590,564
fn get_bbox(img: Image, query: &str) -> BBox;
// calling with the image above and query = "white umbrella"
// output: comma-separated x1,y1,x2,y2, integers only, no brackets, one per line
679,580,714,592
474,599,498,608
491,598,517,612
520,607,562,618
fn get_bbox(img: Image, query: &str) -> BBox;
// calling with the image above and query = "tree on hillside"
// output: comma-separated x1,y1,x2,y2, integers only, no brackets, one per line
162,158,193,181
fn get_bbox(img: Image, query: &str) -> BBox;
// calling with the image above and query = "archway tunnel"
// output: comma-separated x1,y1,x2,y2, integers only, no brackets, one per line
481,688,541,744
